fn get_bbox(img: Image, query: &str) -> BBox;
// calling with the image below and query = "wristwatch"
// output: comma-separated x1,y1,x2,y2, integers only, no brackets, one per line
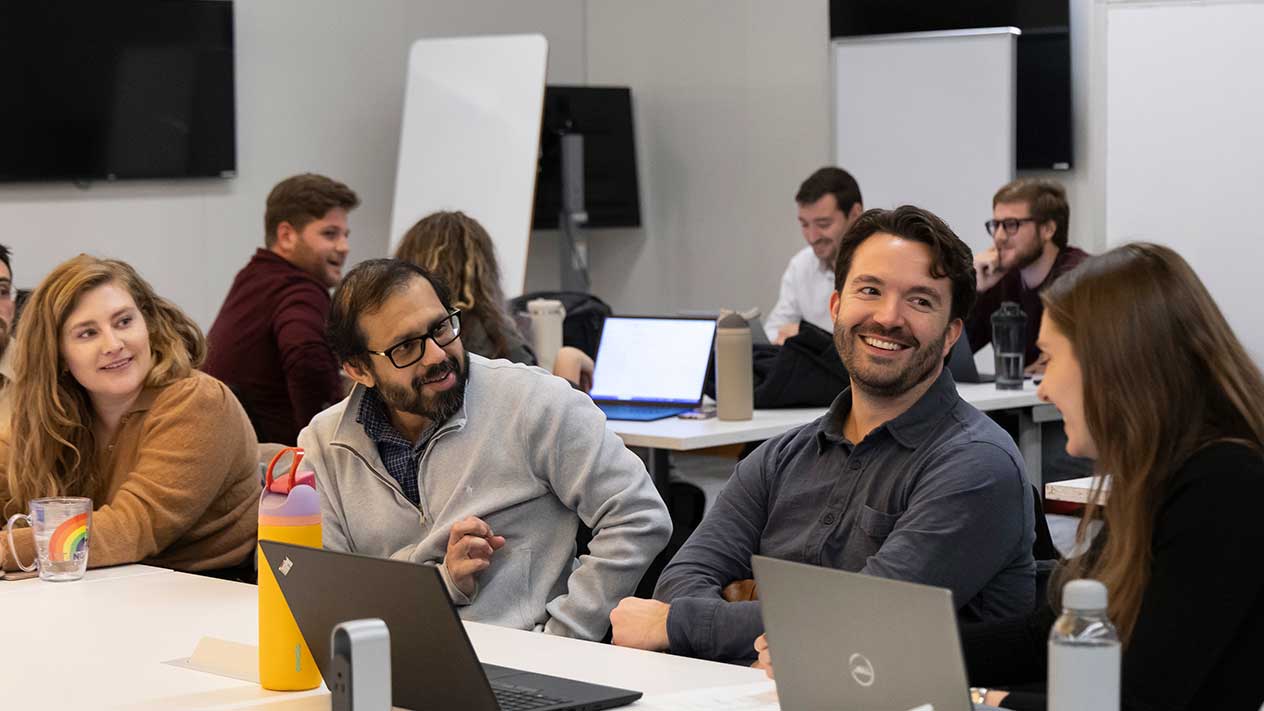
969,687,991,705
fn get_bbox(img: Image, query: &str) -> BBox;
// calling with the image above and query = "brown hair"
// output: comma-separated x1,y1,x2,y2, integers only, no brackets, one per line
327,259,454,370
1045,243,1264,644
4,255,205,515
394,211,519,360
833,205,977,323
263,173,359,247
992,178,1070,249
796,166,863,215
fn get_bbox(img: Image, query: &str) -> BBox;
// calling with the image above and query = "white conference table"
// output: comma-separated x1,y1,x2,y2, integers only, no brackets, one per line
1,565,769,710
608,380,1055,491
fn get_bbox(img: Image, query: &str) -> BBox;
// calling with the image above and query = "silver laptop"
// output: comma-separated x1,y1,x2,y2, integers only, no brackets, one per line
589,316,716,421
752,555,974,711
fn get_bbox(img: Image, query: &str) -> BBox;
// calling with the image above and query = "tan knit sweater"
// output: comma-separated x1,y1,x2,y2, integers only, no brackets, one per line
1,370,259,573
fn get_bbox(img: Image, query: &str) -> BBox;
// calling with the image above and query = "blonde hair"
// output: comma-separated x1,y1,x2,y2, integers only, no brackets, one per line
1044,243,1264,644
4,255,205,515
394,211,519,359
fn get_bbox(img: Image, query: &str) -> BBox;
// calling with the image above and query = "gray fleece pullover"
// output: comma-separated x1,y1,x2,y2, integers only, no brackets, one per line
298,354,672,640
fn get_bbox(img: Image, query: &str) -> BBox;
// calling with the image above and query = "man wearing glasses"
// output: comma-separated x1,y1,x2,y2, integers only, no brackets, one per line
967,178,1089,374
297,259,671,642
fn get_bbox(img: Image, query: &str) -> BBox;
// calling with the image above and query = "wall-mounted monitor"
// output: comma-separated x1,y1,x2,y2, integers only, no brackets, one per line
830,0,1071,171
532,86,641,229
0,0,236,182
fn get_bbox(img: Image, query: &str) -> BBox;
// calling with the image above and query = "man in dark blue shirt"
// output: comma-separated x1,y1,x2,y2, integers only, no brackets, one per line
610,205,1035,662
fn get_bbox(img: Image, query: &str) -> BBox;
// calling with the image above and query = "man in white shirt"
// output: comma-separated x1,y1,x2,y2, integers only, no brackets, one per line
765,167,864,344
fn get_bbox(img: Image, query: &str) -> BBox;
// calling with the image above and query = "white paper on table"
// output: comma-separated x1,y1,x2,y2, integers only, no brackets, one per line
634,681,779,710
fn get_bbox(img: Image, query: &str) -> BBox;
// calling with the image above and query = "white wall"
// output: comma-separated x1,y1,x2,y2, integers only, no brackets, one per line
0,0,1117,328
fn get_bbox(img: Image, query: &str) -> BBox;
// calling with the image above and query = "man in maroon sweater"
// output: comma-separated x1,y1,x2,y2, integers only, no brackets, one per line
966,178,1089,375
205,174,360,445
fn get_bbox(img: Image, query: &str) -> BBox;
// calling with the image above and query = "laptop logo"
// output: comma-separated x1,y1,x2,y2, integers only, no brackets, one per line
848,652,875,687
278,556,294,576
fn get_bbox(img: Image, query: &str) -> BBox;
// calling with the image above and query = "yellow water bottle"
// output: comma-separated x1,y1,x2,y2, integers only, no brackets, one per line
257,447,322,690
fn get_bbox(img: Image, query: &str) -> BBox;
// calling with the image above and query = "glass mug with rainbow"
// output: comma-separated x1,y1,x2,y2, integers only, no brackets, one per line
6,497,92,581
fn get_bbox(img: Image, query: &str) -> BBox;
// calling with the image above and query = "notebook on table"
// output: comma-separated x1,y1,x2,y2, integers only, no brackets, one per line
589,316,716,421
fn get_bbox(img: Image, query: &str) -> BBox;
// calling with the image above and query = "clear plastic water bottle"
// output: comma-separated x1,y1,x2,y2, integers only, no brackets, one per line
1049,579,1120,711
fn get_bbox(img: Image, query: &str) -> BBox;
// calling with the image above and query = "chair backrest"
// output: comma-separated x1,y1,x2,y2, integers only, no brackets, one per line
509,290,612,358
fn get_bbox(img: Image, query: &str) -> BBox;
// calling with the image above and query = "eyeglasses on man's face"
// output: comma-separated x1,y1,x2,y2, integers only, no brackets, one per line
366,310,461,369
984,217,1037,238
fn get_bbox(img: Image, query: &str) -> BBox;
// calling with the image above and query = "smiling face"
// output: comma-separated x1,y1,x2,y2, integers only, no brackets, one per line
345,276,468,430
831,233,961,398
60,281,153,408
1035,315,1097,459
798,193,854,264
278,207,350,288
992,200,1053,272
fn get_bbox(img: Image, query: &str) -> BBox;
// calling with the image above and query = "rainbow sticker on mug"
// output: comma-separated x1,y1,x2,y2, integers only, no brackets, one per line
48,512,89,562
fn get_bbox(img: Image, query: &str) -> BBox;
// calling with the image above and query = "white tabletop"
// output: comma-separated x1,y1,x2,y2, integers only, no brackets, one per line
608,381,1045,452
2,566,765,709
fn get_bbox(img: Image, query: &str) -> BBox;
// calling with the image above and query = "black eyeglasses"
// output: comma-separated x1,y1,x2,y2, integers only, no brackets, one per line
984,217,1037,237
365,310,461,369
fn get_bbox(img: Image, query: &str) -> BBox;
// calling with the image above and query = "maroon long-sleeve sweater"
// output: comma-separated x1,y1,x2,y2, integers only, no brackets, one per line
205,249,342,445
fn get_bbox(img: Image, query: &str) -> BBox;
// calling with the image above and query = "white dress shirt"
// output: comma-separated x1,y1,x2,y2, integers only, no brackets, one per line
764,246,836,341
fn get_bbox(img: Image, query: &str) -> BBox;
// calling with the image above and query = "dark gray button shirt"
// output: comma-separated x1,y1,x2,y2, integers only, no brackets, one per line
655,368,1035,662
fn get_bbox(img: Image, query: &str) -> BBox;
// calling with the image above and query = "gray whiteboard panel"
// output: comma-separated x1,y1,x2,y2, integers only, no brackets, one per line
390,35,548,299
833,28,1018,255
1107,3,1264,364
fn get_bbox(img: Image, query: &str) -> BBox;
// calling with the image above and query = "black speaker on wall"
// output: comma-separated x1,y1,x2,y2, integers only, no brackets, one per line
830,0,1072,171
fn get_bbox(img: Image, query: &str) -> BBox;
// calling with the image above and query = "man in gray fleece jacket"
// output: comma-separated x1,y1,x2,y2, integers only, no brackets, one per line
298,259,671,641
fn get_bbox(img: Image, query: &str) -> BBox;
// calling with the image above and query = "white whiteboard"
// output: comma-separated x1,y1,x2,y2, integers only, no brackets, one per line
833,29,1018,255
1107,2,1264,364
389,35,547,298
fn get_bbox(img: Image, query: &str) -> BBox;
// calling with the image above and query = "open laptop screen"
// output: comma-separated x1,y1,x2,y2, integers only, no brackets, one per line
589,317,716,406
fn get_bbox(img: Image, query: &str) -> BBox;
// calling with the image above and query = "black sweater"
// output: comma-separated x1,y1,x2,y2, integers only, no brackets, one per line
963,442,1264,711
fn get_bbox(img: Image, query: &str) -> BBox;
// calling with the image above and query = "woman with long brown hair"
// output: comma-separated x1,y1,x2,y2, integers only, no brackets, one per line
396,211,593,388
966,243,1264,709
0,255,259,577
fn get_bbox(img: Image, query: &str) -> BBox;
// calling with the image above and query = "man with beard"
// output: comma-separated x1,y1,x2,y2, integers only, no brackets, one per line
205,173,359,444
0,244,16,422
609,206,1034,663
297,259,672,641
764,166,865,345
967,179,1089,374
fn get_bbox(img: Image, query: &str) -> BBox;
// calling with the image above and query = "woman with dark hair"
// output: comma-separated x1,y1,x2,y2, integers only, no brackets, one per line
0,255,259,578
395,211,593,389
964,242,1264,709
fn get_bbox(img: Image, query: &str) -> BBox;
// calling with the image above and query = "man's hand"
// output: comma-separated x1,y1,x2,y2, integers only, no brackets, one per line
609,597,671,651
444,516,506,597
552,346,594,392
1025,351,1049,377
752,634,774,678
974,247,1005,292
773,323,800,346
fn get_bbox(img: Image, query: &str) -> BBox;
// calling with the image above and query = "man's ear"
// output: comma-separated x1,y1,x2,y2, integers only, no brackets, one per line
273,221,298,255
1038,219,1057,245
942,318,964,358
829,290,842,323
342,359,375,390
847,202,864,222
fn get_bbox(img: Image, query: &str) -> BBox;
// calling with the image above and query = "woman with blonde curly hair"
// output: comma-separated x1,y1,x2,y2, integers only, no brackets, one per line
396,211,593,389
1,255,259,578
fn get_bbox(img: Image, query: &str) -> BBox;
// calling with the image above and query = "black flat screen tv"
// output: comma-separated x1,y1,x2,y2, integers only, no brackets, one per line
830,0,1071,171
0,0,236,182
532,86,641,230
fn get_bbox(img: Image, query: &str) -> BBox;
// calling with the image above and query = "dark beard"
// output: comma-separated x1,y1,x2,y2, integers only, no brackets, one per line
835,319,946,398
375,352,469,425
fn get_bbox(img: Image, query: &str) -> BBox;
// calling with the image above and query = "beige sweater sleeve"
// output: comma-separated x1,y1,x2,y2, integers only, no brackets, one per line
3,372,258,572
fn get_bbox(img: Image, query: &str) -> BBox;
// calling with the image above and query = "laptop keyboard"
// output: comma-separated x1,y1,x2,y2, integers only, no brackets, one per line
598,404,692,421
492,682,569,710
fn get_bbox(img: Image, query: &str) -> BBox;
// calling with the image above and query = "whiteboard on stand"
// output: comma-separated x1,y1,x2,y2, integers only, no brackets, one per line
390,34,547,299
832,28,1018,256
